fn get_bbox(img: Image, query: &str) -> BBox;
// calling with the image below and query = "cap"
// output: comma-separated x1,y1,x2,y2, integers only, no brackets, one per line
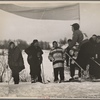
71,23,80,30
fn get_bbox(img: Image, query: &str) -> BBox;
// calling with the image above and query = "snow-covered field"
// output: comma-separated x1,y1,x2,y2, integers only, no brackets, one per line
1,82,100,98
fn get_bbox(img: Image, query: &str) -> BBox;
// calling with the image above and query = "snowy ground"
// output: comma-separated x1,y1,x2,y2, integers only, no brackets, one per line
0,50,100,98
1,82,100,98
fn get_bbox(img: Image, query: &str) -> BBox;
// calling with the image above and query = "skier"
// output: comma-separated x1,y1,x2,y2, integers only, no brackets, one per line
66,23,88,81
8,42,25,84
66,23,88,52
25,39,43,83
48,41,65,83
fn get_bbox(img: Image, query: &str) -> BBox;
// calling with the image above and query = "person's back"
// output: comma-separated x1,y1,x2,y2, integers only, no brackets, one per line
77,37,96,71
67,23,88,51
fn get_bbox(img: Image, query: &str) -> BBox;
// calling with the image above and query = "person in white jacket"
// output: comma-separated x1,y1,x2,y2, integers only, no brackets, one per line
48,41,65,83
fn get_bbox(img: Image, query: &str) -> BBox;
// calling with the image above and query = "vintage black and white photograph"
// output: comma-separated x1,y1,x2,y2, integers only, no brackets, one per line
0,1,100,99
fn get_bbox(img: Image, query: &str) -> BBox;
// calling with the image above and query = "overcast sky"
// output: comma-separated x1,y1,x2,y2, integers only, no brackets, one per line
0,7,78,44
1,3,100,44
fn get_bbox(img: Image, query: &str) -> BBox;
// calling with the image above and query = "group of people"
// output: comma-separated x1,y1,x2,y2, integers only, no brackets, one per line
7,23,100,84
8,40,43,84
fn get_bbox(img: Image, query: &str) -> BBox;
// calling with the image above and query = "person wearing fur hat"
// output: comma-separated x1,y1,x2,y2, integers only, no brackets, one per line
25,39,43,83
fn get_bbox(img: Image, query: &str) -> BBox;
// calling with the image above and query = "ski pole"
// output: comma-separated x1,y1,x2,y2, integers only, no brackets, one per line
65,52,84,71
90,58,100,66
65,52,88,79
41,62,46,84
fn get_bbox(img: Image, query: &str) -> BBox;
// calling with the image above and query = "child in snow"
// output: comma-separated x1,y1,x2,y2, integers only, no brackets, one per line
48,41,65,83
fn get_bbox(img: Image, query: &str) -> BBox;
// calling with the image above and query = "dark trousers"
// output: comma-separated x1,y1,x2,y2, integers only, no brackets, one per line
76,59,86,78
54,67,64,81
89,60,100,79
30,64,42,82
70,63,81,78
78,68,81,78
66,55,69,66
11,68,19,84
70,64,75,78
37,66,42,82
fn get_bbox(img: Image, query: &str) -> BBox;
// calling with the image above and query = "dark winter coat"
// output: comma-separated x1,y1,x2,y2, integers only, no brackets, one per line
76,38,96,70
89,42,100,78
25,44,43,66
8,46,25,72
95,43,100,63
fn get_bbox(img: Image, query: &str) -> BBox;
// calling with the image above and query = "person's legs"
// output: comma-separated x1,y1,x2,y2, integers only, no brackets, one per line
59,67,64,82
14,73,19,84
69,64,75,81
66,55,69,67
37,65,42,82
12,70,19,84
54,68,59,82
78,68,81,78
70,64,75,78
30,64,37,83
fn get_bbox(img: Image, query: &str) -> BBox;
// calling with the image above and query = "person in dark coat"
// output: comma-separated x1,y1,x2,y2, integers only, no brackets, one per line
8,42,25,84
25,39,43,83
76,35,97,80
89,36,100,79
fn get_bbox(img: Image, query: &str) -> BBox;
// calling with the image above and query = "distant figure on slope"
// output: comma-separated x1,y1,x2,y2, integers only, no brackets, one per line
8,42,25,84
25,39,43,83
48,41,65,83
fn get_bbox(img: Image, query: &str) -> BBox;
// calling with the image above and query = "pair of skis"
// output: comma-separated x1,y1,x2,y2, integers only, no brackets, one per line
90,58,100,67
